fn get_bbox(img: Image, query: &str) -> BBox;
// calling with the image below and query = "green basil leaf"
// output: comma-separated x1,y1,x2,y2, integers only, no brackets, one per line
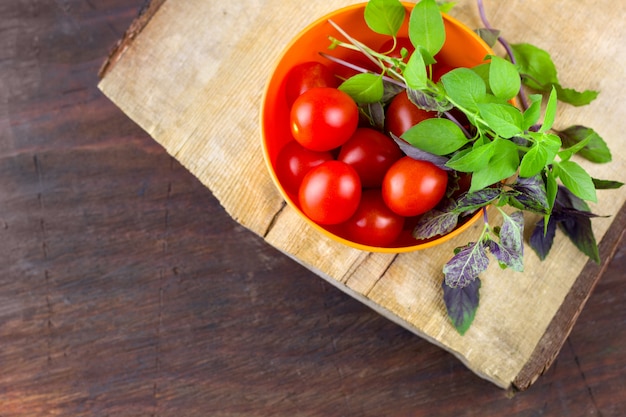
489,55,521,101
471,63,491,92
511,42,558,90
554,160,597,203
522,94,543,131
437,1,457,14
469,138,519,191
404,50,428,90
441,67,487,112
511,43,598,106
554,84,598,107
477,102,524,138
519,143,547,178
527,131,561,167
408,0,445,58
338,73,384,103
557,133,592,162
401,118,469,155
557,125,612,163
445,141,495,172
364,0,406,37
539,86,557,132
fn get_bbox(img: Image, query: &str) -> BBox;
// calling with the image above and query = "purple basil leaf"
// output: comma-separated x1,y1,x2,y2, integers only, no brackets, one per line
382,80,405,103
406,88,452,112
499,211,524,260
361,102,385,130
529,216,557,261
487,211,524,272
555,185,591,213
443,241,490,288
413,207,460,239
509,174,550,214
442,277,481,335
390,133,451,170
558,215,600,264
558,207,607,219
455,187,503,213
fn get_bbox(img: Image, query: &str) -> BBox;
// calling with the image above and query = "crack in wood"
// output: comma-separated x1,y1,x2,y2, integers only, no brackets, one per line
262,201,287,238
364,253,399,298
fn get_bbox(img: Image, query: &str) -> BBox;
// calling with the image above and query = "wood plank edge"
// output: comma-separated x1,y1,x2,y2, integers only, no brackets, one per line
512,202,626,391
98,0,167,79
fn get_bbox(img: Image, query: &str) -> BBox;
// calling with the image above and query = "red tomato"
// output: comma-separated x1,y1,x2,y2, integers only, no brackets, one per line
385,90,436,138
275,141,334,194
285,61,338,107
343,189,405,247
337,127,403,188
382,156,448,217
431,62,454,82
290,87,359,152
299,161,361,225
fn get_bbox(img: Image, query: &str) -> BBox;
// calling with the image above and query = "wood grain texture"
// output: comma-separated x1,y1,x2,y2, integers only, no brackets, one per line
98,0,626,389
1,0,624,415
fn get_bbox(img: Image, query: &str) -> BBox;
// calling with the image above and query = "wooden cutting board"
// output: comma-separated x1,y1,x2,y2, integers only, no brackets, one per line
98,0,626,389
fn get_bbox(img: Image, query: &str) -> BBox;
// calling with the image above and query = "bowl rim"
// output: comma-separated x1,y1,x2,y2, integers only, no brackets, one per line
260,2,493,253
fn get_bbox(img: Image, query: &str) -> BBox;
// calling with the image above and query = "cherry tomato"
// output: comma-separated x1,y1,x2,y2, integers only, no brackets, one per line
431,62,454,82
343,189,405,247
285,61,338,107
382,156,448,217
385,90,437,138
337,127,403,188
290,87,359,152
299,161,361,225
275,141,334,194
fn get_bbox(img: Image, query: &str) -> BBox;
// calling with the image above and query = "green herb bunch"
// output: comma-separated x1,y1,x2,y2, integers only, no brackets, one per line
324,0,623,334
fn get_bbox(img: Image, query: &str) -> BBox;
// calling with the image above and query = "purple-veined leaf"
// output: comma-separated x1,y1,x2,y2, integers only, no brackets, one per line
360,102,385,130
443,241,490,288
406,88,452,112
509,174,550,214
413,205,459,239
442,278,481,335
489,210,524,271
455,187,502,213
499,211,524,264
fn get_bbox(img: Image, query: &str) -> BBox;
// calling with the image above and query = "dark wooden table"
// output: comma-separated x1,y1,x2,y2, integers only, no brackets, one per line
1,1,624,416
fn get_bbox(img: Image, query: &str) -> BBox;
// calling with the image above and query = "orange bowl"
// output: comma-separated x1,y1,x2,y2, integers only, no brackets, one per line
261,2,493,253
